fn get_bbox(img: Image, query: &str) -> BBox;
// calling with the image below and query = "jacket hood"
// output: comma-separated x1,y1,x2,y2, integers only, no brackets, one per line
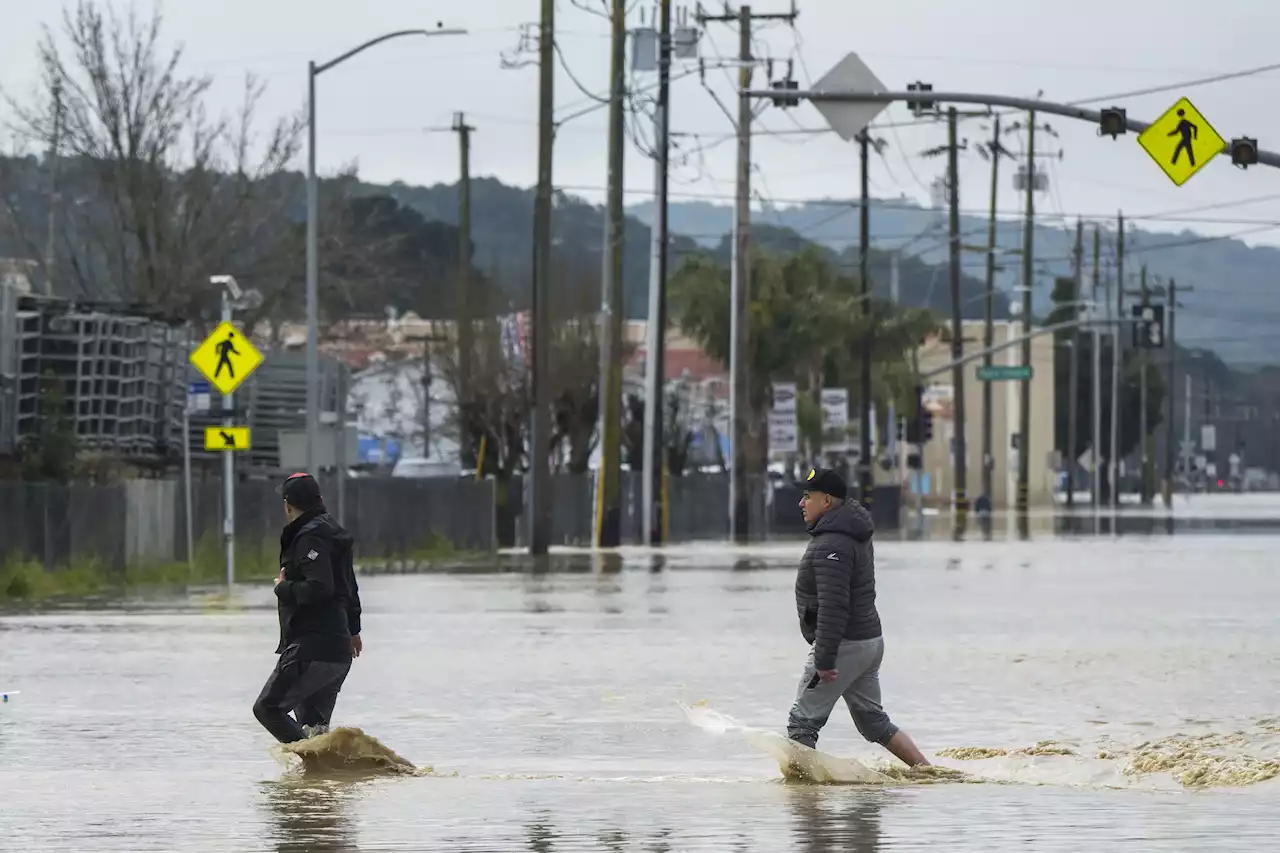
281,508,353,552
807,499,874,543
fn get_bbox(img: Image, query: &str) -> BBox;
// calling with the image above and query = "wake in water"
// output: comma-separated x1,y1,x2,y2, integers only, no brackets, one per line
679,702,966,786
269,727,430,779
681,703,1280,791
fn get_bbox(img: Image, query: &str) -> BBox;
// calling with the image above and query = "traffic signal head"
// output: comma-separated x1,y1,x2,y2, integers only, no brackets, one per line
1230,137,1259,169
1098,107,1126,139
922,410,934,442
769,78,800,108
907,81,935,117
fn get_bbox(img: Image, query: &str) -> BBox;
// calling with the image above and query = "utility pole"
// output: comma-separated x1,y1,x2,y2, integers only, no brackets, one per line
595,0,627,548
43,80,63,297
699,3,797,541
946,107,967,523
1163,279,1188,506
1066,220,1083,508
453,112,475,419
1016,112,1035,516
1138,265,1151,505
529,0,555,555
1111,212,1124,510
857,130,873,505
980,114,1000,508
641,0,672,546
1091,225,1102,513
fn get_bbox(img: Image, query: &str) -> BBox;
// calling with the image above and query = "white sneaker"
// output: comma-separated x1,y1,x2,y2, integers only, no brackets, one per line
301,723,329,739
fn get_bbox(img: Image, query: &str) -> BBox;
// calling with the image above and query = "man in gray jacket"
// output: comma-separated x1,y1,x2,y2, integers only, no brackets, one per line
786,467,929,767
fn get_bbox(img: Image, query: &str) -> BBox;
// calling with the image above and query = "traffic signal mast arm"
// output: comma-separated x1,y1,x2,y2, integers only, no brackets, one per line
749,88,1264,168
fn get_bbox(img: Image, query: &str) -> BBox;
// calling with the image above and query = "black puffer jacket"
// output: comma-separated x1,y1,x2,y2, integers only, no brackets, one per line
794,499,882,670
274,507,362,662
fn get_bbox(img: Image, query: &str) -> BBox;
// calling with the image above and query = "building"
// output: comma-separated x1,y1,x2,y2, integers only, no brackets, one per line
913,320,1057,509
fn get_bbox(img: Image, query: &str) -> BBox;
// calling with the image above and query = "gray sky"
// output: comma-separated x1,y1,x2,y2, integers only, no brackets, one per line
3,0,1277,248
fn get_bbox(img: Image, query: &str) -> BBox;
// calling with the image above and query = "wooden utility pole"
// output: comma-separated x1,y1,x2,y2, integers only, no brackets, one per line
44,80,63,296
1091,225,1101,512
595,0,627,548
1139,265,1151,505
946,107,967,526
697,3,795,542
529,0,555,555
980,115,1000,508
858,130,873,505
641,0,672,546
1111,212,1124,509
1163,279,1190,506
1016,114,1035,515
1066,219,1083,507
453,112,475,415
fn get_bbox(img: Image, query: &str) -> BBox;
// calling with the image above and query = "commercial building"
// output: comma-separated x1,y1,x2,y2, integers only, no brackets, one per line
912,320,1057,509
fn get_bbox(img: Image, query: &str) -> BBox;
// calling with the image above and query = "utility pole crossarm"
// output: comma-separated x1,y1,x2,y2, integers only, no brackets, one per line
742,89,1280,168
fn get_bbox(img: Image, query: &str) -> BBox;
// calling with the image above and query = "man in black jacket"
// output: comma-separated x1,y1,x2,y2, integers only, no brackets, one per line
786,467,929,767
252,472,363,743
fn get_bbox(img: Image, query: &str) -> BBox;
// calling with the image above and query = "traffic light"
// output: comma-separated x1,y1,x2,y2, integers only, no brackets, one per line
907,81,934,117
1098,107,1126,139
922,409,934,442
769,78,800,108
1131,303,1165,348
1230,137,1259,169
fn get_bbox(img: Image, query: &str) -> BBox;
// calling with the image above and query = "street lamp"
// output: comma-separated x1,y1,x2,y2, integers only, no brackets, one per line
305,25,467,473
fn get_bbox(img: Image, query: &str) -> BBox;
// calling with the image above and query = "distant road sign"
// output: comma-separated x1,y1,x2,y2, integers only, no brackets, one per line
811,52,888,142
1137,97,1226,187
204,426,251,451
977,365,1033,381
190,321,263,396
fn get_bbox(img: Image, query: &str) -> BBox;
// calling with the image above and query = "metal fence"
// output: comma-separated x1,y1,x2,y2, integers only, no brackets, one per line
1,474,902,573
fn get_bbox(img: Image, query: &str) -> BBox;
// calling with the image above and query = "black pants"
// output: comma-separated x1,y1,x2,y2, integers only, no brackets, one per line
253,643,352,744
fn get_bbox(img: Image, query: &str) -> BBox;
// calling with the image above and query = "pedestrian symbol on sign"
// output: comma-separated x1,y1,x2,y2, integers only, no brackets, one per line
1136,97,1226,187
215,331,240,379
1168,109,1198,167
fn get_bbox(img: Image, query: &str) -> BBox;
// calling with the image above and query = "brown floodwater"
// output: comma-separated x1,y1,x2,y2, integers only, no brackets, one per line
3,513,1280,850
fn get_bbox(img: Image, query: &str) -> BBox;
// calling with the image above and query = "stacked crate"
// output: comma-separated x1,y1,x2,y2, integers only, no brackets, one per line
3,295,188,460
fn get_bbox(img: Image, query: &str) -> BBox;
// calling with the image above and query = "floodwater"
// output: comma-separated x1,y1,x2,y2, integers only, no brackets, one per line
4,496,1280,850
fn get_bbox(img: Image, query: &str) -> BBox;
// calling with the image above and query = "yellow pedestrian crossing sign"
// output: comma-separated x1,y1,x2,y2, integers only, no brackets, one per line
190,321,263,395
1137,97,1227,187
204,426,251,451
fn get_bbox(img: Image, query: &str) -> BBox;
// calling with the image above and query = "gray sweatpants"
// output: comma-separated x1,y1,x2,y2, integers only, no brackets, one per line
786,636,899,750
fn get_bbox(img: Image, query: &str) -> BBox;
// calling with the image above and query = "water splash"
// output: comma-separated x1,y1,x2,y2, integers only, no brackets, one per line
270,727,429,778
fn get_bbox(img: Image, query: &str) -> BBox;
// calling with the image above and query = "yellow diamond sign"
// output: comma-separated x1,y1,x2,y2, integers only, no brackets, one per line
190,321,263,396
1137,97,1226,187
204,426,251,451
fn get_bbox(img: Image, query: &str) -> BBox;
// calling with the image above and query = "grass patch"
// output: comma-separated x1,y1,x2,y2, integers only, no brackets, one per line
0,532,279,604
1,529,487,602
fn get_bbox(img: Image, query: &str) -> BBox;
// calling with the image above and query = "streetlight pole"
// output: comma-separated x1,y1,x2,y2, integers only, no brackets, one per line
305,27,466,473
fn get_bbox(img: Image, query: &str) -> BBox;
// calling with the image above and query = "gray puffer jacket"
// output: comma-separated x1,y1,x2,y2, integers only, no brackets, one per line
794,500,882,670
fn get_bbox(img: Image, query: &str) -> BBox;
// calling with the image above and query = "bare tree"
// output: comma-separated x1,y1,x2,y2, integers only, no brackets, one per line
1,1,303,318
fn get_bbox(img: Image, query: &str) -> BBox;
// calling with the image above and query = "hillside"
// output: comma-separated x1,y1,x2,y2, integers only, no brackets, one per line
2,153,1271,367
627,198,1278,367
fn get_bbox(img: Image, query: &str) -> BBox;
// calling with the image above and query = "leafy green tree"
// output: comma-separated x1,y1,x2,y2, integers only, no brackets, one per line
670,245,941,469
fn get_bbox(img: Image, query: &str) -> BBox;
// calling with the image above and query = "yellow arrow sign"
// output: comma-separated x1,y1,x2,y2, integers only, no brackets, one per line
1137,97,1227,187
190,321,264,396
204,426,251,451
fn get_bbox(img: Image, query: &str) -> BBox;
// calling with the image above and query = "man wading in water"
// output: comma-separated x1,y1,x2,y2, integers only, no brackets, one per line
253,473,363,743
786,468,929,767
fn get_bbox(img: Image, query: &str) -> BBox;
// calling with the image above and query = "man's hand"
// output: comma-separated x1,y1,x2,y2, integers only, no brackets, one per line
350,634,363,658
817,668,839,684
275,568,286,587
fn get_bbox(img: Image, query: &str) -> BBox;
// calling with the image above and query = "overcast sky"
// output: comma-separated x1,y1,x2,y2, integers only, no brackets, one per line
3,0,1278,249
